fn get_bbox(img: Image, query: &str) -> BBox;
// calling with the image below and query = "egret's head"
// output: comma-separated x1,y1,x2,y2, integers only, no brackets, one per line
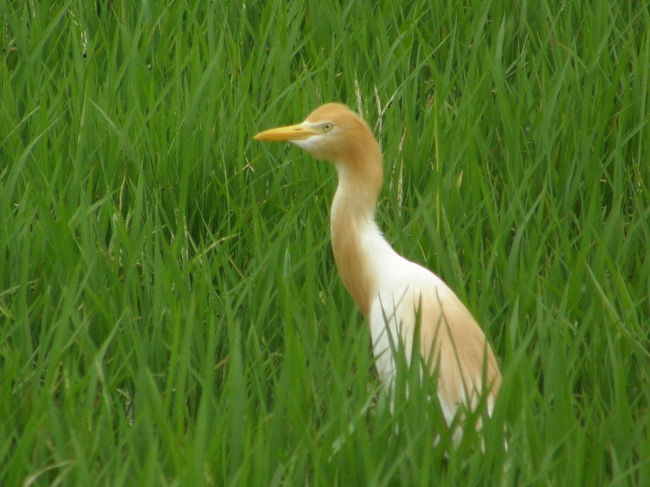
254,103,378,164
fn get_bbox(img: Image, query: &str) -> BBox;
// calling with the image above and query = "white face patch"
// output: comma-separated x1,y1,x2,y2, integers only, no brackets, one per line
291,135,322,151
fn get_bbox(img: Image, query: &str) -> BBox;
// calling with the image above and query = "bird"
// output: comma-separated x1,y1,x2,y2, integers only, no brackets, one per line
254,102,501,442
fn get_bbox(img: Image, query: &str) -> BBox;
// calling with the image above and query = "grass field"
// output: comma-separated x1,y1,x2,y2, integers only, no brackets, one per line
1,0,649,485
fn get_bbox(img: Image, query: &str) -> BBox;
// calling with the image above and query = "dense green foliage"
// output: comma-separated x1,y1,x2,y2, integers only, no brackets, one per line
1,0,648,485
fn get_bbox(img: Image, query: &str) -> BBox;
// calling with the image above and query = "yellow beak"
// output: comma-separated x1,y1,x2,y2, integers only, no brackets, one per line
254,123,320,141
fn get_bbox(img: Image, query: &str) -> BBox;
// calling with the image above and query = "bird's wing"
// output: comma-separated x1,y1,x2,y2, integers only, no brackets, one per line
371,263,501,411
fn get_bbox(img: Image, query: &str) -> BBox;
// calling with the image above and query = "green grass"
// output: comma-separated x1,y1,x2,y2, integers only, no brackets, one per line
1,0,649,485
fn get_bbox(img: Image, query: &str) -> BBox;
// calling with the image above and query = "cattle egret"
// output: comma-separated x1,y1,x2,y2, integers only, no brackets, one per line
254,103,501,441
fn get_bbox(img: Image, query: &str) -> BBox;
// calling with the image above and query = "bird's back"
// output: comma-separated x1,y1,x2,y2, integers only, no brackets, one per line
369,254,501,426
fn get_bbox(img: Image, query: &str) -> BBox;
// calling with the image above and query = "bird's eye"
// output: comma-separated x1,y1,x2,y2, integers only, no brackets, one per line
321,122,334,133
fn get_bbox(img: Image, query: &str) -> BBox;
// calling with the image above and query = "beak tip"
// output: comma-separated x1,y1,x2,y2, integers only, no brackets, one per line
253,130,277,142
